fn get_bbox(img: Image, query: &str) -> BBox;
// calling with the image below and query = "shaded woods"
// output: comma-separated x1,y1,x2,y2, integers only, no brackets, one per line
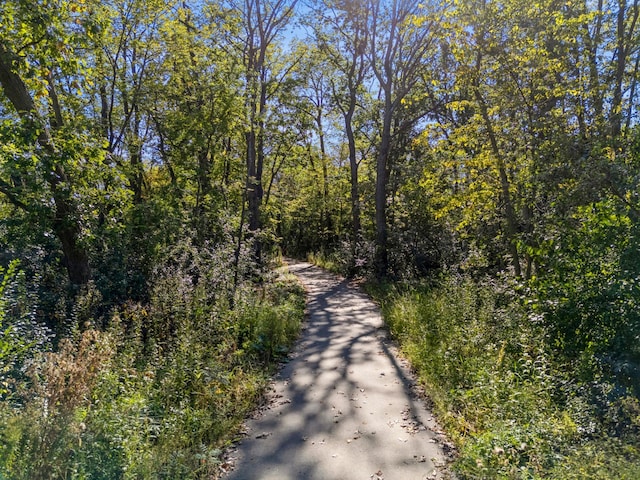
1,0,640,477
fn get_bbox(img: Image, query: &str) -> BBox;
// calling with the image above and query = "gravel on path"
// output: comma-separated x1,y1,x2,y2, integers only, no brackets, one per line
222,261,454,480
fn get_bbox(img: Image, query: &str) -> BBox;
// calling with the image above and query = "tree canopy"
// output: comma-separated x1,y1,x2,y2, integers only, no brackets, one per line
1,0,640,477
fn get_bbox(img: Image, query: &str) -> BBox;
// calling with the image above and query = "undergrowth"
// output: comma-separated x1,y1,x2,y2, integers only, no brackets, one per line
366,274,640,479
307,250,344,275
0,254,305,479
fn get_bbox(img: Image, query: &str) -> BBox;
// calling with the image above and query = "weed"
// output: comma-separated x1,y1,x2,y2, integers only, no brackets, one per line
0,249,305,479
367,273,640,479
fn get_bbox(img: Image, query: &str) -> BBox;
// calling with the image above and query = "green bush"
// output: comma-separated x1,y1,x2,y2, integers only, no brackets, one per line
0,247,305,479
367,272,640,479
233,276,304,362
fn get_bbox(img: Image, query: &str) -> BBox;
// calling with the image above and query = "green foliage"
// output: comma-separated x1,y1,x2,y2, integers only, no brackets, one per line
0,243,305,479
0,261,28,398
232,276,304,363
0,260,50,399
368,272,640,479
535,199,640,369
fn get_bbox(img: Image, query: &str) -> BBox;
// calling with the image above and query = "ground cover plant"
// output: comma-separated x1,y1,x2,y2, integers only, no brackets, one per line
0,248,305,479
366,263,640,479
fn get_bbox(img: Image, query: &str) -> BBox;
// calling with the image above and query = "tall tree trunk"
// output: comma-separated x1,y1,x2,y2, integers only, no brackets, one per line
611,0,639,137
586,0,604,129
0,45,91,285
625,50,640,132
316,113,332,239
367,0,435,277
375,98,393,278
246,85,263,263
345,113,361,248
245,36,261,252
318,0,368,262
246,128,260,233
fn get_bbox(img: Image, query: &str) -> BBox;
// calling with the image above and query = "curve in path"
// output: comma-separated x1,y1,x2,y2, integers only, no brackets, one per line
223,261,452,480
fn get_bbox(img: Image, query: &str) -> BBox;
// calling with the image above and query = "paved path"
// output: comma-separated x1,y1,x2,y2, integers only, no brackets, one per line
223,261,452,480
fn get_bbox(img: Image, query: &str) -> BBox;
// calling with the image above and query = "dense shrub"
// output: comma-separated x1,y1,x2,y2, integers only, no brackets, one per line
308,239,377,277
367,271,640,479
0,249,305,479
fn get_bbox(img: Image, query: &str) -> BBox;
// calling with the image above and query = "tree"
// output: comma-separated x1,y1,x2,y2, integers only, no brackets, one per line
144,2,244,242
93,0,170,205
367,0,441,277
232,0,298,264
416,0,598,278
0,0,100,285
311,0,371,260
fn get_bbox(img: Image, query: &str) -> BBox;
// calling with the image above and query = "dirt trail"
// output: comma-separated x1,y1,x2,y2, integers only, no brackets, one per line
223,261,453,480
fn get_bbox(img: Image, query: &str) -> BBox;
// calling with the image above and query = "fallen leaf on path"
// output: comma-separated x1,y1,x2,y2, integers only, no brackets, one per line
255,432,271,439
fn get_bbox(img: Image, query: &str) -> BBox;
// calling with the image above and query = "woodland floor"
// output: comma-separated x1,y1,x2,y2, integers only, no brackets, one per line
222,260,455,480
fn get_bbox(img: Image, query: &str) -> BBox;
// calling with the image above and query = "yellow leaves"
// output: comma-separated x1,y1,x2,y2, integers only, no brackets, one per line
625,190,635,204
527,1,543,17
33,87,48,103
603,146,617,163
448,100,473,113
418,137,500,233
410,14,428,28
487,105,501,117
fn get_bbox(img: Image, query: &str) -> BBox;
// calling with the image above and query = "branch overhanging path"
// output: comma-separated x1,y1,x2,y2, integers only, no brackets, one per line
224,261,453,480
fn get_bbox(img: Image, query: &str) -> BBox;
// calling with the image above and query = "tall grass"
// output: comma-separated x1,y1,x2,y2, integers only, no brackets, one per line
367,274,640,479
0,257,305,479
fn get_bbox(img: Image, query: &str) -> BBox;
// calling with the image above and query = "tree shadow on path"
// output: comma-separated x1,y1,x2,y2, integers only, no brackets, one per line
223,261,453,480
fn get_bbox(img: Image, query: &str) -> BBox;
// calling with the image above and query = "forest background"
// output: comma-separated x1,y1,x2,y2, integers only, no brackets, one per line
1,0,640,478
